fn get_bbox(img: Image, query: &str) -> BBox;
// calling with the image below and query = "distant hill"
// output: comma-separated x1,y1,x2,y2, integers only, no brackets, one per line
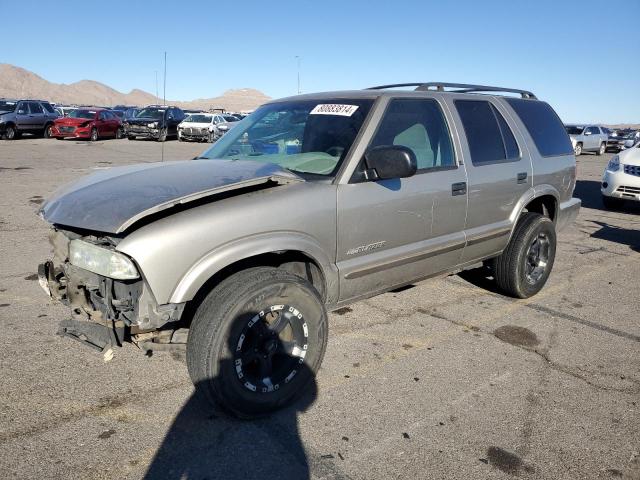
0,64,270,112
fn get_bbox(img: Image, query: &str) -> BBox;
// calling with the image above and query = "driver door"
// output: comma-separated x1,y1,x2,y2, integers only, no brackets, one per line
336,98,468,302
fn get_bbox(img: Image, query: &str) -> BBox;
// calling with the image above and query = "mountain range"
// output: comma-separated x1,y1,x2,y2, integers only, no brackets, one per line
0,64,270,112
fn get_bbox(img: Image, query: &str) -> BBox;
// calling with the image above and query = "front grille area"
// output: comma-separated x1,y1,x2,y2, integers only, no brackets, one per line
59,126,75,133
129,125,150,133
623,164,640,177
617,185,640,195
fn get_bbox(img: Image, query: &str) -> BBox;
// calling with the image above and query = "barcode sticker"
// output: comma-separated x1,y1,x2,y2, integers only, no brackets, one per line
310,104,359,117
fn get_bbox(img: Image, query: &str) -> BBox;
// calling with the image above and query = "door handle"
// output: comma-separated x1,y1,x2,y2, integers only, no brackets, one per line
517,172,528,184
451,182,467,196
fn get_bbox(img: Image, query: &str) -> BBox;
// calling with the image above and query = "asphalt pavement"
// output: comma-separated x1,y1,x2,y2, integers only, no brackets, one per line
0,137,638,479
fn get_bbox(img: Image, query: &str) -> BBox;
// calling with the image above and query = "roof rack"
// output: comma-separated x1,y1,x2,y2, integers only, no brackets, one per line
366,82,537,99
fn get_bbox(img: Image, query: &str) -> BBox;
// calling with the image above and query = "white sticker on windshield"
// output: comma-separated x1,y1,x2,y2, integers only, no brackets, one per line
310,104,359,117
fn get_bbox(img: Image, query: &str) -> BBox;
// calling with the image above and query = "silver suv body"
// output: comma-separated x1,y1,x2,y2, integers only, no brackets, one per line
565,124,608,156
0,99,59,139
38,83,580,416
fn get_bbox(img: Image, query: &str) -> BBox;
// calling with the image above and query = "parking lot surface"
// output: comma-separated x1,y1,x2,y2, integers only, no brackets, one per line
0,138,638,479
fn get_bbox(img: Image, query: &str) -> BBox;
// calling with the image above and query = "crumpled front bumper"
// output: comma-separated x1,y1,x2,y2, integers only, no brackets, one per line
38,229,187,357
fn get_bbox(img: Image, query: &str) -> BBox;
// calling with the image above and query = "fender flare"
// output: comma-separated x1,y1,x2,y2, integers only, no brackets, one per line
506,185,560,243
168,231,339,304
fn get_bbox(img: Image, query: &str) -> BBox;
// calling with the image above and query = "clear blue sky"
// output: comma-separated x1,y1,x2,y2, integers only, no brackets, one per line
2,0,639,123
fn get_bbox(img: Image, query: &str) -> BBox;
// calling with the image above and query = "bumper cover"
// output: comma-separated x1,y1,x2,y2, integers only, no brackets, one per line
602,169,640,202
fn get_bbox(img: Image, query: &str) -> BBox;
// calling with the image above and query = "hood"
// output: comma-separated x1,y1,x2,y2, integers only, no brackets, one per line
620,145,640,166
179,122,211,128
128,117,162,125
41,160,303,234
55,117,95,126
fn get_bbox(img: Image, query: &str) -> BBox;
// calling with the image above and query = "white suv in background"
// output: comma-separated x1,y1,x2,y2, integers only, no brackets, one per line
601,143,640,209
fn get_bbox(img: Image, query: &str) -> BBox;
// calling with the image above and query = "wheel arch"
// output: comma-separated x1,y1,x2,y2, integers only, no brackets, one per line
169,233,339,306
506,187,560,244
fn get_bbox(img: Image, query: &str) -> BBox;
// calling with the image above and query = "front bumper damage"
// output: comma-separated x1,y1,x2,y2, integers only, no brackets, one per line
39,229,188,360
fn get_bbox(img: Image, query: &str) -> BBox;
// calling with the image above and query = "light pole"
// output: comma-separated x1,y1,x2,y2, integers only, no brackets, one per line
295,55,301,94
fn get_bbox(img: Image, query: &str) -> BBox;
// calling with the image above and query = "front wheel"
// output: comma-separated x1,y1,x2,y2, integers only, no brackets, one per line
4,124,17,140
90,128,98,142
494,213,556,298
208,131,215,143
597,142,605,156
157,128,167,142
115,128,123,139
574,143,582,156
186,267,328,418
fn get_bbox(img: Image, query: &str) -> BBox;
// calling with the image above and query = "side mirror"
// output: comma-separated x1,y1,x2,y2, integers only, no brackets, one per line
363,145,417,180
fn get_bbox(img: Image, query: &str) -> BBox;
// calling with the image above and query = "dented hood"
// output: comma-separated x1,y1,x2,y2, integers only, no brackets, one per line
41,159,302,234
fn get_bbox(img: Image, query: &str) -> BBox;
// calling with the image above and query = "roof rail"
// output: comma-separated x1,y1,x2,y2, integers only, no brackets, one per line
366,82,537,99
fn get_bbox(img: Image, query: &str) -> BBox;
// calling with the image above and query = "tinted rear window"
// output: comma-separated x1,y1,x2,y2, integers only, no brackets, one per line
505,98,573,157
455,100,519,165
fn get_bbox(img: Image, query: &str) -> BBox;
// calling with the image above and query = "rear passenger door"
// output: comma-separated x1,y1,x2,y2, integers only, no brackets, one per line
336,97,468,301
451,98,532,263
28,102,46,131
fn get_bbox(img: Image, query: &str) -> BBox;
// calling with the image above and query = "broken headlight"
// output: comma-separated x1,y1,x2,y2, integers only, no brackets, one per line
69,239,139,280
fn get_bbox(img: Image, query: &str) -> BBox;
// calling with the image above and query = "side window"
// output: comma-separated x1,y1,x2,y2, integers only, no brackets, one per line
41,102,55,114
29,102,44,114
368,98,455,171
505,98,573,157
98,111,106,120
17,102,28,114
455,100,519,165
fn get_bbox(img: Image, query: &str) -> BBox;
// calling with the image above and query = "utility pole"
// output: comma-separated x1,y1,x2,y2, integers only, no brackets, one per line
295,55,301,94
163,51,167,105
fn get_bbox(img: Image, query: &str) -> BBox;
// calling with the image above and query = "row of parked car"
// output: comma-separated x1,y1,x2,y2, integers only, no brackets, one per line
564,123,640,156
0,98,247,142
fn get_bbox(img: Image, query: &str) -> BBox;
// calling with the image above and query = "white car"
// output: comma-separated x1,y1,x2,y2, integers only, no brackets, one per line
177,113,217,142
601,143,640,209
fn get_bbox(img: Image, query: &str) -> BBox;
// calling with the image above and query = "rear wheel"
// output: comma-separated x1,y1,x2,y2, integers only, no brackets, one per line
43,123,53,139
90,128,98,142
186,267,328,418
597,142,605,156
602,195,624,210
494,213,556,298
574,143,582,156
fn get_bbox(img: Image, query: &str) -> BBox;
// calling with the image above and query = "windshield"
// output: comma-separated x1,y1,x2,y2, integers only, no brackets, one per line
199,99,374,176
124,108,139,119
136,108,165,119
68,110,96,119
0,100,17,113
565,126,584,135
185,114,212,123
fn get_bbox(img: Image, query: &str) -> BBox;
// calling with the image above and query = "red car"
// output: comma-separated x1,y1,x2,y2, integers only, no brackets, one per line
52,108,123,141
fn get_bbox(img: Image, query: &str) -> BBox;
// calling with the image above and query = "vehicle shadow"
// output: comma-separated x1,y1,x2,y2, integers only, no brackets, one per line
455,264,504,295
574,179,640,213
144,338,319,479
590,220,640,253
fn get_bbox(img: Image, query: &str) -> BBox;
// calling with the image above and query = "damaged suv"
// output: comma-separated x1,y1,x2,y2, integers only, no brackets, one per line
38,83,580,417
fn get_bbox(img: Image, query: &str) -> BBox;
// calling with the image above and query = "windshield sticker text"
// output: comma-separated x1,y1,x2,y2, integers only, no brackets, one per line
310,104,359,117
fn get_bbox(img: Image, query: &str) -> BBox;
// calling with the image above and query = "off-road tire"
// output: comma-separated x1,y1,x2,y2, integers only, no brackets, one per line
574,143,582,156
602,195,624,210
186,267,328,418
494,213,556,298
90,128,98,142
597,142,605,156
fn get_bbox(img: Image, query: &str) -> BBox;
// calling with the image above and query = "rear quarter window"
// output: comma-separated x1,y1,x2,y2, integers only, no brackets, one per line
505,98,573,157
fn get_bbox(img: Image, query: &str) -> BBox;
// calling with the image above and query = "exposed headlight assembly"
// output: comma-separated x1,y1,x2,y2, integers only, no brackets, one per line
69,239,139,280
147,122,158,129
607,155,620,172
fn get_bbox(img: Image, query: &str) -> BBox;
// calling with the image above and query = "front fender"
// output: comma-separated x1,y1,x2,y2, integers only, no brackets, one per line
168,231,339,305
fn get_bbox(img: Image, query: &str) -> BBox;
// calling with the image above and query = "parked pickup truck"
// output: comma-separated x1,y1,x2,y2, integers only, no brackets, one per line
37,82,580,417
